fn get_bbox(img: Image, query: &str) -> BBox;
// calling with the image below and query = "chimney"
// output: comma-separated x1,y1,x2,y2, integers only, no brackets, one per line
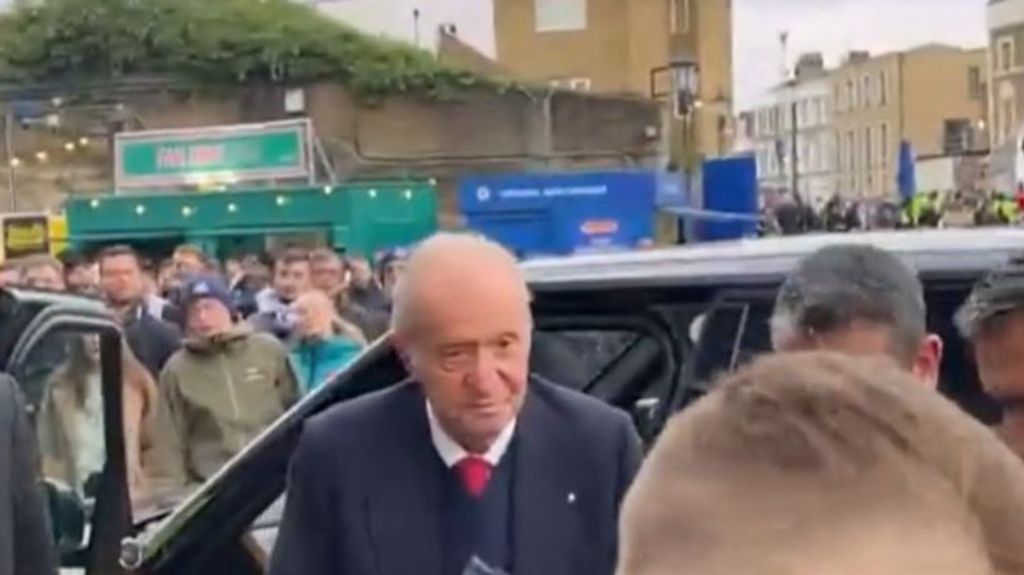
794,53,825,79
844,50,871,65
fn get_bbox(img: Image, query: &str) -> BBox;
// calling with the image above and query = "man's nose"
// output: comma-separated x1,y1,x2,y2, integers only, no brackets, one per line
465,349,502,388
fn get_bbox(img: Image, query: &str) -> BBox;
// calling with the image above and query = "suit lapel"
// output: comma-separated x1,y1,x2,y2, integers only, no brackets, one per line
513,385,576,575
365,384,444,575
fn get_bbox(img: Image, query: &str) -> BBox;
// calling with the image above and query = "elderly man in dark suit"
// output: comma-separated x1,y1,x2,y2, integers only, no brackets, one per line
0,374,57,575
270,233,643,575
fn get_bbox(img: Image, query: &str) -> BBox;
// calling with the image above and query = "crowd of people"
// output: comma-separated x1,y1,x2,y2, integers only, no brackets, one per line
762,190,1024,236
5,230,1024,574
0,243,406,500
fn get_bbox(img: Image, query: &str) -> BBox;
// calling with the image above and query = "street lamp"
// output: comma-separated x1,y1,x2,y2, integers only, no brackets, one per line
669,57,700,119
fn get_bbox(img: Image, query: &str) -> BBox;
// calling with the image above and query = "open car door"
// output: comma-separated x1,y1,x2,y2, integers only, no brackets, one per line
2,296,132,575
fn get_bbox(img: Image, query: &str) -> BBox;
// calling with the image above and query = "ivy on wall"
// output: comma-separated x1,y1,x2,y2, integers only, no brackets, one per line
0,0,493,98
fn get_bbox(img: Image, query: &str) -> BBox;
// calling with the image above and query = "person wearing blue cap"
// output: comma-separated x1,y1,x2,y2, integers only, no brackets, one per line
147,273,299,490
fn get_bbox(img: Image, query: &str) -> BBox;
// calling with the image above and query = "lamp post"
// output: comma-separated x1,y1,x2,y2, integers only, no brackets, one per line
651,57,700,182
651,57,700,243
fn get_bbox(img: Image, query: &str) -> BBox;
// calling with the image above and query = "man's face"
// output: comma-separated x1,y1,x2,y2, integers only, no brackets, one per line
187,298,233,338
225,259,243,279
973,313,1024,459
66,263,97,293
274,260,311,302
174,252,205,277
311,257,346,295
398,276,532,453
100,254,144,305
382,261,406,296
23,265,64,291
0,268,18,287
774,320,942,387
348,258,373,288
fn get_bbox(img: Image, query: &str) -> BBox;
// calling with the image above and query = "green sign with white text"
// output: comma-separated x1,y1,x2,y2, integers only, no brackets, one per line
114,119,312,190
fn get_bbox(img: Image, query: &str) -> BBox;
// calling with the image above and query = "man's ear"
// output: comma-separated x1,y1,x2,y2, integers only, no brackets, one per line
392,333,415,374
911,334,944,389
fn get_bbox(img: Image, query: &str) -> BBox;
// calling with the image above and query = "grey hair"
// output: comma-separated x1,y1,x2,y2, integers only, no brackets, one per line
771,244,927,362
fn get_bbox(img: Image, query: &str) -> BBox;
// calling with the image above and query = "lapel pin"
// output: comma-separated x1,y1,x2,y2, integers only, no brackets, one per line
567,492,576,504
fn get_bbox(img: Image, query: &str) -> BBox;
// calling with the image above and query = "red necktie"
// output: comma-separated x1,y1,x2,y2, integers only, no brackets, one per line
455,456,493,498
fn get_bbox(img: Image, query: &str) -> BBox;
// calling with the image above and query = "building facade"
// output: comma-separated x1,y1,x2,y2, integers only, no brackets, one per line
831,45,986,199
748,55,837,207
493,0,734,159
301,0,496,57
987,0,1024,149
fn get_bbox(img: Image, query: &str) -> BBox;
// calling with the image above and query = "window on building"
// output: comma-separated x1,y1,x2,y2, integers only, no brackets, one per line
880,123,889,167
968,66,983,100
535,0,587,32
864,126,873,168
862,75,873,107
835,84,844,113
847,130,856,173
836,133,844,171
670,0,690,34
1002,96,1016,142
567,77,591,91
1000,37,1014,72
846,79,855,110
1016,31,1024,68
878,72,888,106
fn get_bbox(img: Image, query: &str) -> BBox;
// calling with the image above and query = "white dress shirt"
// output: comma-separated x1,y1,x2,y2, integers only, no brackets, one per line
426,401,517,468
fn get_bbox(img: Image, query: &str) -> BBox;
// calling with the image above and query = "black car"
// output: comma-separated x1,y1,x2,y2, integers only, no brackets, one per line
15,228,1024,575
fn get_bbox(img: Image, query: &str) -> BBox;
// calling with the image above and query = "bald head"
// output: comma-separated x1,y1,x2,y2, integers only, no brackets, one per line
391,233,530,338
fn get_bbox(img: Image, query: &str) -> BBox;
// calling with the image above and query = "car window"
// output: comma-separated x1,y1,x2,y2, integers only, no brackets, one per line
927,287,1002,425
530,329,639,390
12,326,109,564
690,300,774,389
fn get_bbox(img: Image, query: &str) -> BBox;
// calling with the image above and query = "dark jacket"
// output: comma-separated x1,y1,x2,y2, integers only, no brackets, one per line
0,374,57,575
338,301,389,342
123,306,181,380
269,378,643,575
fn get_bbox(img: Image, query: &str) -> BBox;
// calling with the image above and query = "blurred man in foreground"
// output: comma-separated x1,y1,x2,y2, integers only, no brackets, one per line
270,233,642,575
0,374,57,575
957,256,1024,459
617,352,1024,575
771,243,942,386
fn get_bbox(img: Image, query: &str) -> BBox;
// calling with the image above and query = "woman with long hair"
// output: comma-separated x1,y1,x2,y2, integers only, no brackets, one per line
36,334,158,500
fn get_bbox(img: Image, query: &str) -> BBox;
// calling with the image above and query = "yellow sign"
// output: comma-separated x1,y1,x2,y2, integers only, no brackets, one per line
2,215,50,259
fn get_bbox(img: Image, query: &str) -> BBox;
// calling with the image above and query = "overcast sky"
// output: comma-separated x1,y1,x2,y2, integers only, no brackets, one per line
735,0,988,109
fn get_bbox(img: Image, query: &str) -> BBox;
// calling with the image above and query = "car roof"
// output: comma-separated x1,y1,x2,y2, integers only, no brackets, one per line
2,286,107,312
522,229,1024,290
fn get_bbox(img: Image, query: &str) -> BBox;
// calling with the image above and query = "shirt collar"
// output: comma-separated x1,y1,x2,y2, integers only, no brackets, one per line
426,401,517,468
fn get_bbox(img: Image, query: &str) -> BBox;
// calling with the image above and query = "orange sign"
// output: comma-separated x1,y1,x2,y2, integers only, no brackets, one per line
581,219,619,235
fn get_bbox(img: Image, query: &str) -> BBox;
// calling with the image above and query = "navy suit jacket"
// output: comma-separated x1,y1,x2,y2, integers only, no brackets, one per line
268,377,644,575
